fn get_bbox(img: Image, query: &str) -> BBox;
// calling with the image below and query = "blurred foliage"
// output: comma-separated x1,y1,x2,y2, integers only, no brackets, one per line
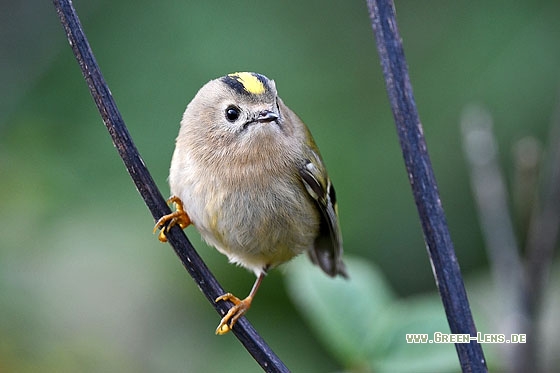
286,256,461,372
1,0,560,371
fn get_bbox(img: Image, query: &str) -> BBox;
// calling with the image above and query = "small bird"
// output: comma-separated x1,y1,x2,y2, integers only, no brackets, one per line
155,72,346,335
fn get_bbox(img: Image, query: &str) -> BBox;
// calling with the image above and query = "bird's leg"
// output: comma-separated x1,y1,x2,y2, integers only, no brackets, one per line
153,196,191,242
215,272,266,335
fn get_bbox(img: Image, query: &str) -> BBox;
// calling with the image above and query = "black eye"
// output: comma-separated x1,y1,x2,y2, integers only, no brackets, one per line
225,106,240,122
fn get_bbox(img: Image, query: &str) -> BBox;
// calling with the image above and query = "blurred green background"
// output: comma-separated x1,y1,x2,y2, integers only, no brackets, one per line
2,0,560,372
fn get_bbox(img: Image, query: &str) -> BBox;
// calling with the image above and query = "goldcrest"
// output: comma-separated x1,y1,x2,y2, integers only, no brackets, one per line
155,72,346,335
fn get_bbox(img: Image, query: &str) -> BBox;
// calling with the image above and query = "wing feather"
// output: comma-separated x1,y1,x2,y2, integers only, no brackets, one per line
299,160,347,278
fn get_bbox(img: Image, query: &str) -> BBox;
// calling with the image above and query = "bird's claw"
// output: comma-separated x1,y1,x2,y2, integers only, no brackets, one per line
154,196,191,242
215,293,253,335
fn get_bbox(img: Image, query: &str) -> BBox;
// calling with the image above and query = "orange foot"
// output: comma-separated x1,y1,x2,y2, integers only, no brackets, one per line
214,272,265,335
153,196,191,242
215,293,254,335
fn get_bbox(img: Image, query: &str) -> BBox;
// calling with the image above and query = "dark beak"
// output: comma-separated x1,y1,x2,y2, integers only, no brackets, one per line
257,110,279,123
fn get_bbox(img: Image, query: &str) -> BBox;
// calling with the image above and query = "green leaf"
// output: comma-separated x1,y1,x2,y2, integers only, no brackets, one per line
286,256,461,372
373,295,458,372
285,256,394,366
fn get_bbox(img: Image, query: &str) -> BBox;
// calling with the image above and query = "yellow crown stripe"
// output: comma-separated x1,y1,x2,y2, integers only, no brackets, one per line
229,72,266,95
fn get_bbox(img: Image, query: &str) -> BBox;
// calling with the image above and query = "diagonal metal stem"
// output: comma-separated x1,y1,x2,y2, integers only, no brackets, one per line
366,0,487,371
